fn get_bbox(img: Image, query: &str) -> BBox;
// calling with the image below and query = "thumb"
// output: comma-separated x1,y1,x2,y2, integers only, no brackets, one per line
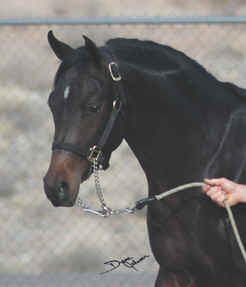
224,193,240,206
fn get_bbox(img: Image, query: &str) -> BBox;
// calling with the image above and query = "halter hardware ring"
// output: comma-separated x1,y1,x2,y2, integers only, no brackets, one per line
88,145,104,163
113,99,122,111
109,62,122,82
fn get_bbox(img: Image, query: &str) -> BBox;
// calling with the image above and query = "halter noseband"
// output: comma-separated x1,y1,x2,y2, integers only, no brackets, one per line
52,54,125,167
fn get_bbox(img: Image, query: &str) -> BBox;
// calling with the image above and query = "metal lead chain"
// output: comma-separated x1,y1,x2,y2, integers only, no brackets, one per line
76,159,136,217
93,159,112,216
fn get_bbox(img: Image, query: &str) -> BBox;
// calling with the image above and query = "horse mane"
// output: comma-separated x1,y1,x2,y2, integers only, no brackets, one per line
107,38,246,102
106,37,215,79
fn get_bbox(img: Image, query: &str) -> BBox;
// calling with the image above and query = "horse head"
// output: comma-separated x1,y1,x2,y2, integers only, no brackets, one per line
44,31,124,207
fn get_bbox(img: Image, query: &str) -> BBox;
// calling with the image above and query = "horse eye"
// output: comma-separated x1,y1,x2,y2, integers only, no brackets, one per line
87,105,101,113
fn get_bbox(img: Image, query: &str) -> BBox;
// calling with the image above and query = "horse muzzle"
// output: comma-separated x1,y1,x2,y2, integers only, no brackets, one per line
43,150,90,207
43,178,76,207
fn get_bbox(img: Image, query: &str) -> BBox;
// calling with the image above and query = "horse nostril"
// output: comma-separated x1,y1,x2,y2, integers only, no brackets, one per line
57,181,69,201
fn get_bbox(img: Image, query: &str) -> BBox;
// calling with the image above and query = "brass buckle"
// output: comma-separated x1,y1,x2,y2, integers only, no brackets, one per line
108,62,122,82
88,145,104,163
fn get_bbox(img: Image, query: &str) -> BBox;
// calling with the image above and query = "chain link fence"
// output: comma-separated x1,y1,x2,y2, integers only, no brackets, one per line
1,22,246,286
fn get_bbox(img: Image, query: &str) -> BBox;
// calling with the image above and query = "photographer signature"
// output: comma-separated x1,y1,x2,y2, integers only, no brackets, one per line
100,255,149,274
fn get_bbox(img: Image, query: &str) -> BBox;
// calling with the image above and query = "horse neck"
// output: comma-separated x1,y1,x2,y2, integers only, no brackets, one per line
122,66,208,193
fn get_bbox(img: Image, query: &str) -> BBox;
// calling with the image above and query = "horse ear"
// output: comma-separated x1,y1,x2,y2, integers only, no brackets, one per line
48,30,75,61
83,35,101,65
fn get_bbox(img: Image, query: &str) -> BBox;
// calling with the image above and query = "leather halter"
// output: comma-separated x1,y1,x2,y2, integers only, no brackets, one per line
52,52,125,167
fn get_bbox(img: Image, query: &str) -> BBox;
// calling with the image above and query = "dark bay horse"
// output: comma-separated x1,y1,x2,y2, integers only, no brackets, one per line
44,31,246,286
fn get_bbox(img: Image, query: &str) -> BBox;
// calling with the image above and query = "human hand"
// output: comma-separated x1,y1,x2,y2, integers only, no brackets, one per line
203,178,246,207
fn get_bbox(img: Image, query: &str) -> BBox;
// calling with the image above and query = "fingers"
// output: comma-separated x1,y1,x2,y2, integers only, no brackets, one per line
203,185,226,207
202,180,218,193
207,187,225,201
202,183,209,193
203,178,244,207
203,178,225,195
204,177,238,194
204,177,227,186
